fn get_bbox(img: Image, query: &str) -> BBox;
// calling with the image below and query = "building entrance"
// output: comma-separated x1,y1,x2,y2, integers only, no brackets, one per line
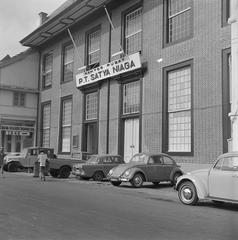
124,118,139,163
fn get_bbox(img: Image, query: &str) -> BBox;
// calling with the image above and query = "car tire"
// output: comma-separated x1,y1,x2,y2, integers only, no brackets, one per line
131,173,144,188
59,166,71,178
7,162,18,172
49,169,59,178
152,182,160,186
172,172,182,185
93,171,104,181
178,181,198,205
111,181,121,186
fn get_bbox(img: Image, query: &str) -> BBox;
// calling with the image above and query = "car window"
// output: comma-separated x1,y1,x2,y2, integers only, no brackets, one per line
130,154,148,163
149,156,162,164
113,157,122,163
221,157,238,171
213,158,223,170
102,157,113,164
162,156,174,165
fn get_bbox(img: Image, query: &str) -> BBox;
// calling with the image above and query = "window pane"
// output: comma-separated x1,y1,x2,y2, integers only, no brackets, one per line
63,45,74,82
13,92,19,106
88,29,101,65
20,93,25,106
125,7,142,54
167,0,192,43
42,104,51,147
62,100,72,126
123,81,140,115
43,53,53,88
62,127,71,152
86,92,98,120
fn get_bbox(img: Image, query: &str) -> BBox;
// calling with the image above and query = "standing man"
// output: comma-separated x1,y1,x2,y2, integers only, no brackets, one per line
0,147,6,177
37,151,48,181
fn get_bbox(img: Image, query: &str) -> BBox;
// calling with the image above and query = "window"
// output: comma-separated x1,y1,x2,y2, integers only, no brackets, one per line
60,98,72,153
113,156,122,163
42,52,53,88
222,0,230,26
162,156,174,165
42,103,51,147
123,81,140,115
124,6,142,54
13,92,25,107
164,0,192,44
85,92,98,120
87,28,101,68
163,61,192,154
62,44,74,83
222,157,238,171
102,157,113,164
214,158,223,170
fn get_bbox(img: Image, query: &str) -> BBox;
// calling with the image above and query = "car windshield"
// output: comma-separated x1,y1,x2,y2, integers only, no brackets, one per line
130,154,148,163
87,156,99,163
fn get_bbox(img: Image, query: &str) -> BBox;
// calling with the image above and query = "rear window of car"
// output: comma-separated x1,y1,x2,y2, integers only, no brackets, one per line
102,157,113,164
113,156,122,163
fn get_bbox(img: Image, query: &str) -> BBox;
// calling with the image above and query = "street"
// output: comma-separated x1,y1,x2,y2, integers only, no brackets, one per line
0,172,238,240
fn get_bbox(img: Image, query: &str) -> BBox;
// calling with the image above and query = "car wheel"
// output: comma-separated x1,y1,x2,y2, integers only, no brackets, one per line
178,181,198,205
131,173,144,188
172,172,182,185
111,181,121,186
59,166,71,178
93,171,104,181
49,169,59,178
152,182,160,186
7,162,18,172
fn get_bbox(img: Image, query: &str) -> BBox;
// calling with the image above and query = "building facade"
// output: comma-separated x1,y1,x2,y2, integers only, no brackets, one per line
0,50,39,153
21,0,231,166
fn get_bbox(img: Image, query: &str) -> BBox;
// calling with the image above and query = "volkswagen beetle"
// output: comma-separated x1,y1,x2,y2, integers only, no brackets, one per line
107,152,182,188
175,152,238,205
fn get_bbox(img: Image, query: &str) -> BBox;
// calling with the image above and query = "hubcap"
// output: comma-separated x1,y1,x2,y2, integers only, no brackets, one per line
182,187,193,200
134,176,142,185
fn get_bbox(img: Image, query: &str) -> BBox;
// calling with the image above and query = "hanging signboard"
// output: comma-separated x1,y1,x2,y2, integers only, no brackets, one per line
75,52,141,88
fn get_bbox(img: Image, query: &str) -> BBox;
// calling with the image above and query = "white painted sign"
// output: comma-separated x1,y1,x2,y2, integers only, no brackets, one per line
76,52,141,88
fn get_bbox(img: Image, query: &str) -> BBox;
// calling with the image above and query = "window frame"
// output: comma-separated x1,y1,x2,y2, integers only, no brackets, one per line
122,3,143,55
61,42,74,84
41,101,51,148
222,0,230,27
42,52,53,89
162,59,194,156
13,92,25,107
59,95,73,154
163,0,193,47
85,25,101,70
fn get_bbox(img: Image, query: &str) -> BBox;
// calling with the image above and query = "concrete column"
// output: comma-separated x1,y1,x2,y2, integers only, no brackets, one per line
229,0,238,151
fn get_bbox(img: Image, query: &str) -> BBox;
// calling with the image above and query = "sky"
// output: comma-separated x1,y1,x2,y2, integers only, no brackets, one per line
0,0,66,60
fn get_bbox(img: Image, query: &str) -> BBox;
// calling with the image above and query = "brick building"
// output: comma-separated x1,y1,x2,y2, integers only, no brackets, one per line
21,0,231,167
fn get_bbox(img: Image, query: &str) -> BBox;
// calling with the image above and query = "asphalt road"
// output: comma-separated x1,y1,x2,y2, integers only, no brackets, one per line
0,172,238,240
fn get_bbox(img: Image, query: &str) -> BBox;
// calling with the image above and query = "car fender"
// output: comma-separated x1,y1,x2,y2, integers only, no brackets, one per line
169,167,183,181
127,167,148,181
176,174,208,199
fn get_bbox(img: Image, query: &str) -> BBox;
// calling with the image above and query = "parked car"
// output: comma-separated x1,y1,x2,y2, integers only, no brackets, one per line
175,152,238,206
72,154,124,181
107,152,183,188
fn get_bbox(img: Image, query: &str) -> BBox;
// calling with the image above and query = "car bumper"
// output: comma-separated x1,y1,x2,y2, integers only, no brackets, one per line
108,176,131,182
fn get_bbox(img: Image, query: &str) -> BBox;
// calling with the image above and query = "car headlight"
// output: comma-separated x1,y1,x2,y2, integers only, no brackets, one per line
122,169,131,177
108,169,114,176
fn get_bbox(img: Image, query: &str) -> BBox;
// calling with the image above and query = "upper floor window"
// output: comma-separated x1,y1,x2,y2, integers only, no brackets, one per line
62,44,74,83
42,52,53,89
124,7,142,55
122,81,140,115
222,0,230,26
87,28,101,68
13,92,25,107
85,92,98,120
164,0,192,44
42,103,51,148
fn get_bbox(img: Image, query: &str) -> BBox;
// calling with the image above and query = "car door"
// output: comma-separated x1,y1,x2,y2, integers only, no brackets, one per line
102,156,114,175
230,156,238,201
209,157,233,200
161,156,175,181
146,155,164,182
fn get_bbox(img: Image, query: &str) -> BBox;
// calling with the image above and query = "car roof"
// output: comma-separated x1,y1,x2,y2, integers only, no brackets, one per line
135,152,173,158
91,154,122,158
218,152,238,159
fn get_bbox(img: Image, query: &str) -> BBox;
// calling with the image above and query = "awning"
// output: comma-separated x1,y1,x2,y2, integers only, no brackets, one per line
20,0,113,47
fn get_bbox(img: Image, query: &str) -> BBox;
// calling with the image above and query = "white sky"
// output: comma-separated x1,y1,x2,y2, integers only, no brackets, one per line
0,0,66,60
